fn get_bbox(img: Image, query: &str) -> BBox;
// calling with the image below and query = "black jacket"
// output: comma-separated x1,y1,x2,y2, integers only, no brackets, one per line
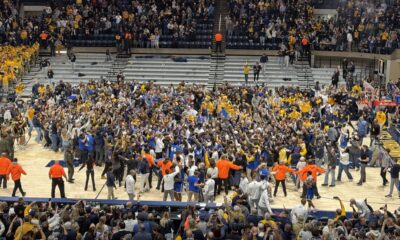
370,123,380,136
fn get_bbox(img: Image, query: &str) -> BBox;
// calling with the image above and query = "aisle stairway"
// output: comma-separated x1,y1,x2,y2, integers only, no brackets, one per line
294,56,314,89
208,53,225,86
107,54,130,81
211,0,229,52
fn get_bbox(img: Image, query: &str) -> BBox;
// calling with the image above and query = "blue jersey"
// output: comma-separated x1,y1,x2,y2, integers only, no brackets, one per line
194,147,204,160
188,175,200,193
169,144,183,159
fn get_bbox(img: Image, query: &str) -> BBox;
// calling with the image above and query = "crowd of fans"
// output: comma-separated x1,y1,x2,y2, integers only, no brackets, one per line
0,43,39,92
0,65,398,239
2,0,399,53
0,0,214,50
0,188,399,239
226,0,400,53
1,77,397,194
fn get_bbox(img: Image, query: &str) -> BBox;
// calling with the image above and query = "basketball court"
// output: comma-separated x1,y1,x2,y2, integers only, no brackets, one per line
2,134,398,213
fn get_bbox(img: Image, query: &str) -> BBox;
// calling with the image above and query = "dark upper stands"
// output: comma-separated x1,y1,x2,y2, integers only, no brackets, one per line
2,0,215,48
226,0,399,54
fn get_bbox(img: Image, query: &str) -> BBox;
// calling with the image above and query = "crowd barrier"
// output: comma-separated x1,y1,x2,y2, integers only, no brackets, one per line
0,197,347,219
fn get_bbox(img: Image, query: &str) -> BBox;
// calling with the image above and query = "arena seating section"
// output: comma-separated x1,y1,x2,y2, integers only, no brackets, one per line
226,0,400,53
49,0,214,48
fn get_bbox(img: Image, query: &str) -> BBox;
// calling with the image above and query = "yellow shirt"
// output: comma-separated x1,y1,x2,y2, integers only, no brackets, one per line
279,109,286,117
27,108,35,120
352,85,362,94
289,110,301,120
244,65,250,74
381,31,389,41
20,30,27,39
300,143,307,156
300,101,311,113
279,148,288,163
376,111,386,125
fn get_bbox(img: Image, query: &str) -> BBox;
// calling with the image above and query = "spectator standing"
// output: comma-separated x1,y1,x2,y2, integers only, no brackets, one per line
305,172,316,210
385,159,400,198
357,116,369,145
156,158,172,191
206,161,218,197
106,167,117,200
243,63,250,85
331,67,340,89
126,170,136,200
349,136,361,170
64,145,74,183
0,153,11,188
47,67,54,85
105,49,111,62
138,156,150,193
258,188,273,216
70,53,76,72
79,155,96,191
124,31,132,54
380,149,391,186
48,160,67,198
174,160,185,202
248,172,263,210
295,157,307,189
358,145,369,186
322,145,337,187
7,158,26,197
347,31,353,51
260,54,268,75
337,148,353,182
203,173,215,204
162,168,180,201
187,170,202,201
253,62,262,84
370,119,380,147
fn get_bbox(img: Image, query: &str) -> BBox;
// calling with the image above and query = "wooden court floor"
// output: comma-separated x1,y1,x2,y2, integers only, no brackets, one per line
0,136,398,213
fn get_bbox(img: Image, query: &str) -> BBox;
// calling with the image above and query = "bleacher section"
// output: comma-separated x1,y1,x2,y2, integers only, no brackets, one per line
20,53,371,95
311,67,363,87
222,56,299,87
20,54,212,95
122,55,211,85
21,53,114,96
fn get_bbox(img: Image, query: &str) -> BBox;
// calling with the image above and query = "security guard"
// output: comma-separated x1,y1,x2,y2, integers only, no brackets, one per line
48,160,67,198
